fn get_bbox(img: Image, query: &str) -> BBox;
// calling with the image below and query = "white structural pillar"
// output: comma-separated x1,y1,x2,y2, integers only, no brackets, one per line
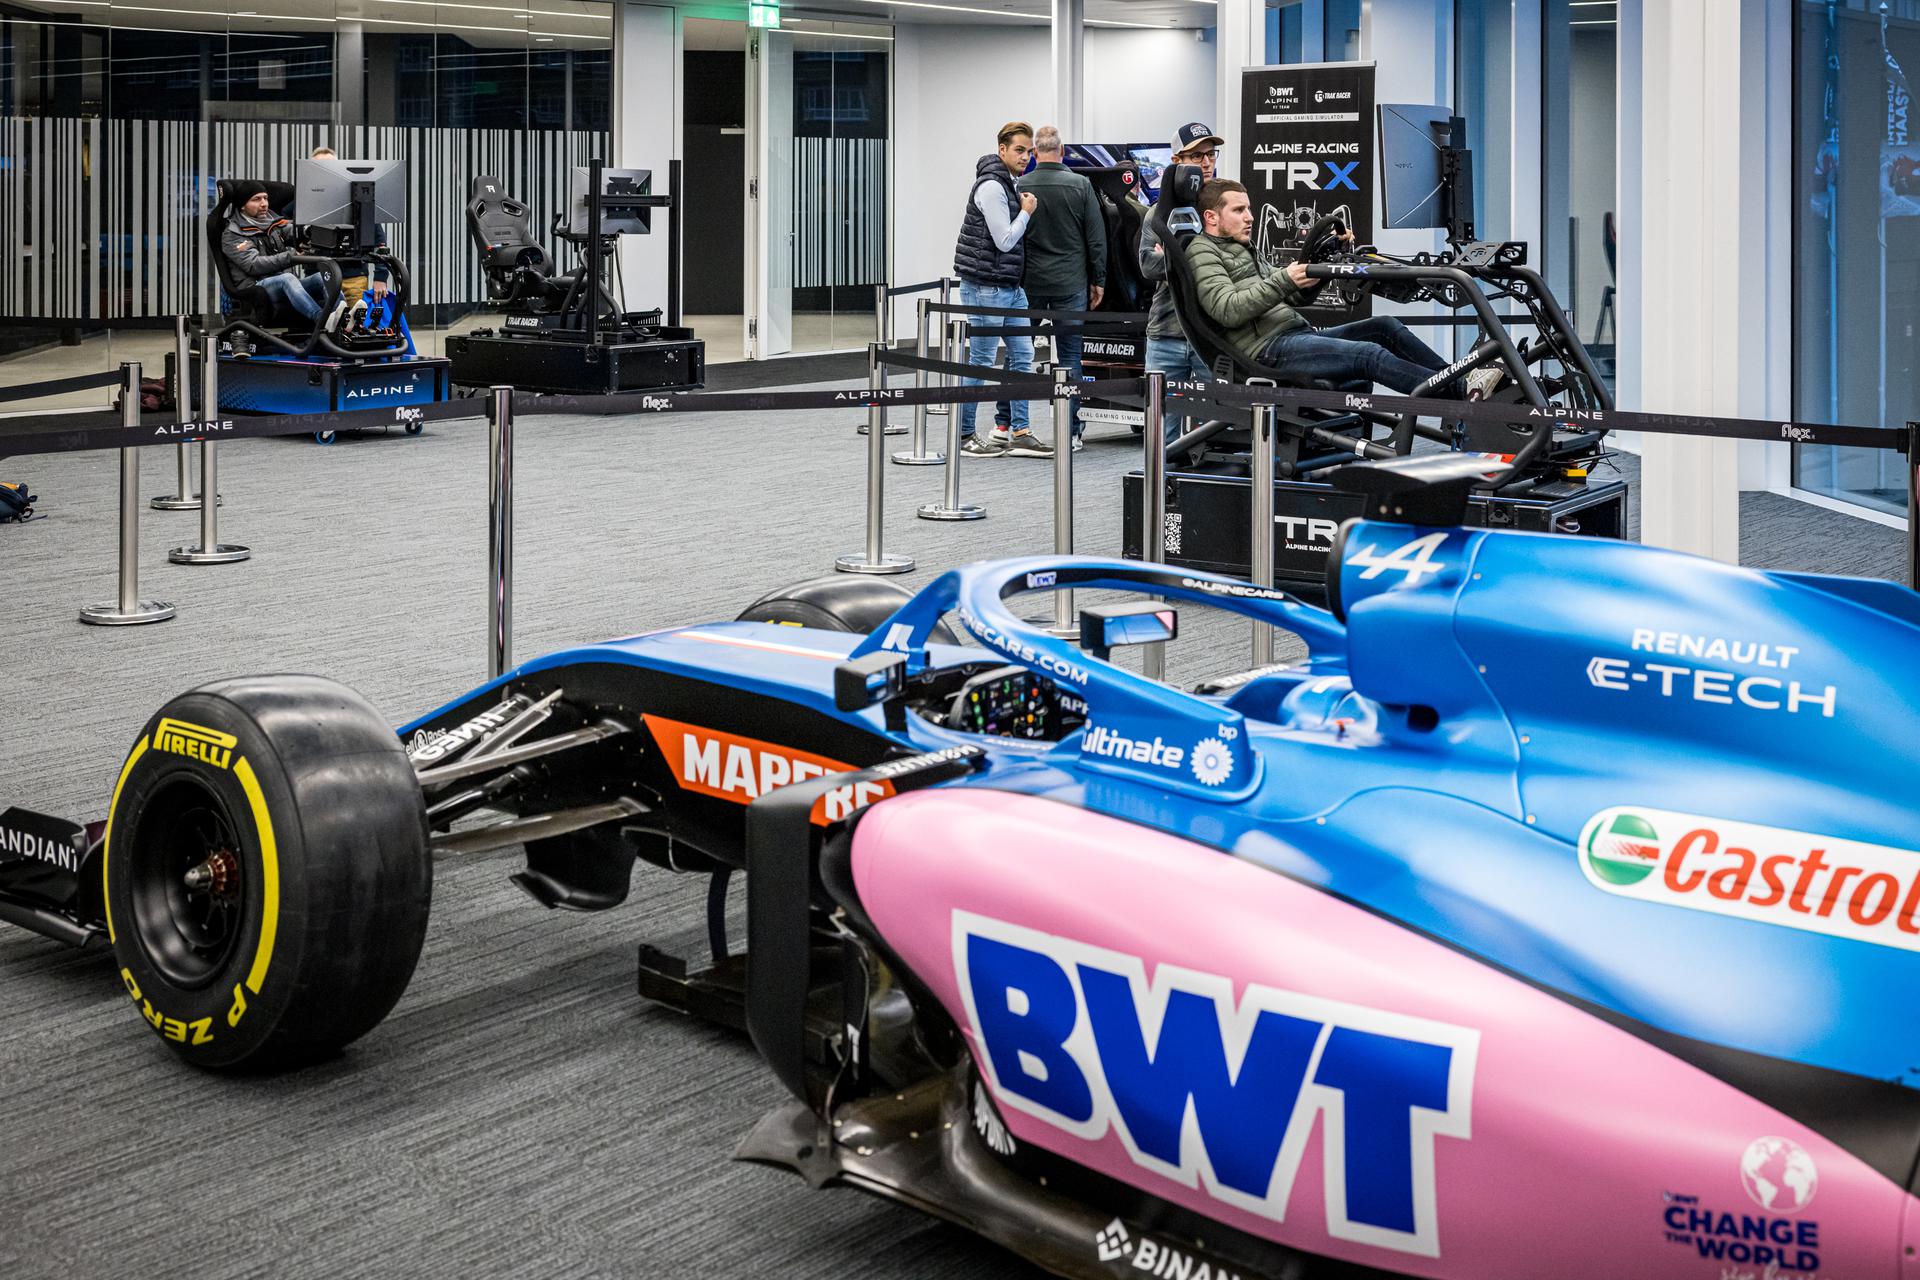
1052,0,1085,140
1629,1,1780,563
1216,0,1259,178
611,2,677,314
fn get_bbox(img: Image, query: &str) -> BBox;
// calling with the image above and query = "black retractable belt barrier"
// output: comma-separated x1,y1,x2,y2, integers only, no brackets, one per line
884,278,950,298
876,348,1057,387
0,369,124,405
923,300,1149,324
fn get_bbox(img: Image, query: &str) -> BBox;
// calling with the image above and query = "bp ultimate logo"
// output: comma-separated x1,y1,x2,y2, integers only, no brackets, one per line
954,912,1479,1258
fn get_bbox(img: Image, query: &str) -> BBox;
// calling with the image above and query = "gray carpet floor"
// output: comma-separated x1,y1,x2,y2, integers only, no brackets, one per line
0,388,1906,1279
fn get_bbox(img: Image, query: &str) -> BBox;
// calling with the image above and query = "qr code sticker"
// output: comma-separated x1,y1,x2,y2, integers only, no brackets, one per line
1162,511,1183,556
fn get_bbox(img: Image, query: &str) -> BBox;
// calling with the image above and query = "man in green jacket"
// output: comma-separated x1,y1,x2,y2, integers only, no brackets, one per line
1002,125,1107,450
1185,179,1465,397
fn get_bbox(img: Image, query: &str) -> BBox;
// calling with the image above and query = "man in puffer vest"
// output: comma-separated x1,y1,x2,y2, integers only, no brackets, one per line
952,122,1050,458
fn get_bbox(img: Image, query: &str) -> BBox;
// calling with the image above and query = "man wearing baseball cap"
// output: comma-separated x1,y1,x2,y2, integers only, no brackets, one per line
1138,122,1224,398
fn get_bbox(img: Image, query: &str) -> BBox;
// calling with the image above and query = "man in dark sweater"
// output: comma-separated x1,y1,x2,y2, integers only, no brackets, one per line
1010,125,1106,450
952,122,1048,458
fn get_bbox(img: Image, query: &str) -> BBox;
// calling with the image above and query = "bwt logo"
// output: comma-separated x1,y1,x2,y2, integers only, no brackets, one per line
957,913,1479,1258
1253,160,1359,192
1780,424,1815,443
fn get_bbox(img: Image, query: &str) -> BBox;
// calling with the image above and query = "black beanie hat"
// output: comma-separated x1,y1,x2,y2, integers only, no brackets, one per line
230,179,272,207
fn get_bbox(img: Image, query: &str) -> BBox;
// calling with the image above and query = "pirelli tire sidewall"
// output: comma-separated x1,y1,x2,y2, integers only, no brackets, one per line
104,676,431,1070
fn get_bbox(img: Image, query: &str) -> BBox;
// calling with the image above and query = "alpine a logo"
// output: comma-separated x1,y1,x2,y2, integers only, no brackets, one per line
957,913,1478,1258
1578,806,1920,953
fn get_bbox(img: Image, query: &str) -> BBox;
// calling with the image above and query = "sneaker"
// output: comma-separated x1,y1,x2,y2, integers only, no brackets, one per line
324,295,351,333
1464,366,1507,401
960,434,1005,458
987,427,1012,446
1071,434,1085,453
1005,432,1055,458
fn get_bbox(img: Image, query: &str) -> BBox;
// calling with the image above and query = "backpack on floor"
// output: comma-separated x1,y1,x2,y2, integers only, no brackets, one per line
0,481,37,523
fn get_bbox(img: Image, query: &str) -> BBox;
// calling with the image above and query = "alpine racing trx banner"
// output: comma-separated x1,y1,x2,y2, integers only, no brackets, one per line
1240,60,1376,325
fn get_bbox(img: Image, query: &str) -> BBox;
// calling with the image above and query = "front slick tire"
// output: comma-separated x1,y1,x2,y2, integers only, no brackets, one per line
104,676,431,1071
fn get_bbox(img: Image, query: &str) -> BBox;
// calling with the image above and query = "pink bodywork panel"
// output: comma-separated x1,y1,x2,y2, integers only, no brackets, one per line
850,788,1919,1279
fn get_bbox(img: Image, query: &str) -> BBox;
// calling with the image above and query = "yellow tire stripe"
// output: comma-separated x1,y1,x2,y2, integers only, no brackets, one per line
233,757,280,994
101,736,151,945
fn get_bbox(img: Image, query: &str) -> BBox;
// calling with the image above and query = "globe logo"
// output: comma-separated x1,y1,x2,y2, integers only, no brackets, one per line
1582,811,1662,886
1740,1136,1818,1213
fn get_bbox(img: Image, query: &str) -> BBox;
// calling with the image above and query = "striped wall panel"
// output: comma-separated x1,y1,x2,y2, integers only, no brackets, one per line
2,117,888,320
792,136,887,291
1,117,607,320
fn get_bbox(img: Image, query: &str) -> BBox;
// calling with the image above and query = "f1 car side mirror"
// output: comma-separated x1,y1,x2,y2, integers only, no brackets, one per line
1079,602,1178,662
834,652,907,714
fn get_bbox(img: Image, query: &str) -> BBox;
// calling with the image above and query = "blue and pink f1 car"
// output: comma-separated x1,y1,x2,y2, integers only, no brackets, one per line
2,456,1915,1278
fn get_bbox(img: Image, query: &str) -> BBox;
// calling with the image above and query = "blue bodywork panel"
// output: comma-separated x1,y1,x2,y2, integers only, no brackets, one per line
404,528,1920,1088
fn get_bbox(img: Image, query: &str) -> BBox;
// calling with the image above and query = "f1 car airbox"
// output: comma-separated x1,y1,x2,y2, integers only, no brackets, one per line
1336,517,1920,859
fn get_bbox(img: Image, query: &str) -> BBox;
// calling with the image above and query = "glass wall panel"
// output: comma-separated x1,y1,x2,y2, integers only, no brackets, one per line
1454,0,1514,243
1264,0,1357,65
0,0,611,395
1793,0,1918,517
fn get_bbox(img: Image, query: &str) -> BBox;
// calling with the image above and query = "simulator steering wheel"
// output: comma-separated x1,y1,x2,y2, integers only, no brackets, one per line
1297,212,1350,265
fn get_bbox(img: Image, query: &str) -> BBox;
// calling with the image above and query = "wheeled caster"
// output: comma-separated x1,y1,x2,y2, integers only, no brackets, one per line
405,423,424,436
315,431,337,446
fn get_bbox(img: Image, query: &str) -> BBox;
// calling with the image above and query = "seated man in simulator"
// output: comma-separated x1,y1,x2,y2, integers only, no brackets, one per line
1185,178,1492,398
219,181,334,326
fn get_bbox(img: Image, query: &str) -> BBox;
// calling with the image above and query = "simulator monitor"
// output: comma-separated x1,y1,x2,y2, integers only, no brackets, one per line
294,158,407,249
1378,104,1474,243
569,166,656,237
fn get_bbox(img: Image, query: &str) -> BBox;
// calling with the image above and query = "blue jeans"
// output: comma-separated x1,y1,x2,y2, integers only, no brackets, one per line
1145,334,1209,383
255,271,329,322
1145,335,1210,441
959,281,1033,436
1257,316,1453,397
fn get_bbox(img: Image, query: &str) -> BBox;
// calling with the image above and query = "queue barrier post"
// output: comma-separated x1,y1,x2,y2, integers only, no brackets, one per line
926,278,954,419
488,386,514,679
1248,390,1277,667
1907,421,1918,593
836,344,915,575
1047,365,1078,637
893,295,944,466
918,319,987,522
169,333,249,565
1141,371,1168,682
152,315,217,511
79,362,175,627
856,283,908,438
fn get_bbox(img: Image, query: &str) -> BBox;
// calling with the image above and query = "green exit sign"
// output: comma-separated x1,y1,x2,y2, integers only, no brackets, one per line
748,2,780,27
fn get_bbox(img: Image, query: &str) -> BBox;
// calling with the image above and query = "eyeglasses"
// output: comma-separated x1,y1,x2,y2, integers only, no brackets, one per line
1177,148,1218,161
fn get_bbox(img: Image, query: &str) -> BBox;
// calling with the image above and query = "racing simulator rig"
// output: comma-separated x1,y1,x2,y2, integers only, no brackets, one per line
447,160,704,395
181,162,453,429
1121,105,1627,585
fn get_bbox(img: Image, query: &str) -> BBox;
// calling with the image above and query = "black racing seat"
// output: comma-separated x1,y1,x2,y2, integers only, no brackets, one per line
1077,164,1150,313
467,175,576,312
208,179,319,328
